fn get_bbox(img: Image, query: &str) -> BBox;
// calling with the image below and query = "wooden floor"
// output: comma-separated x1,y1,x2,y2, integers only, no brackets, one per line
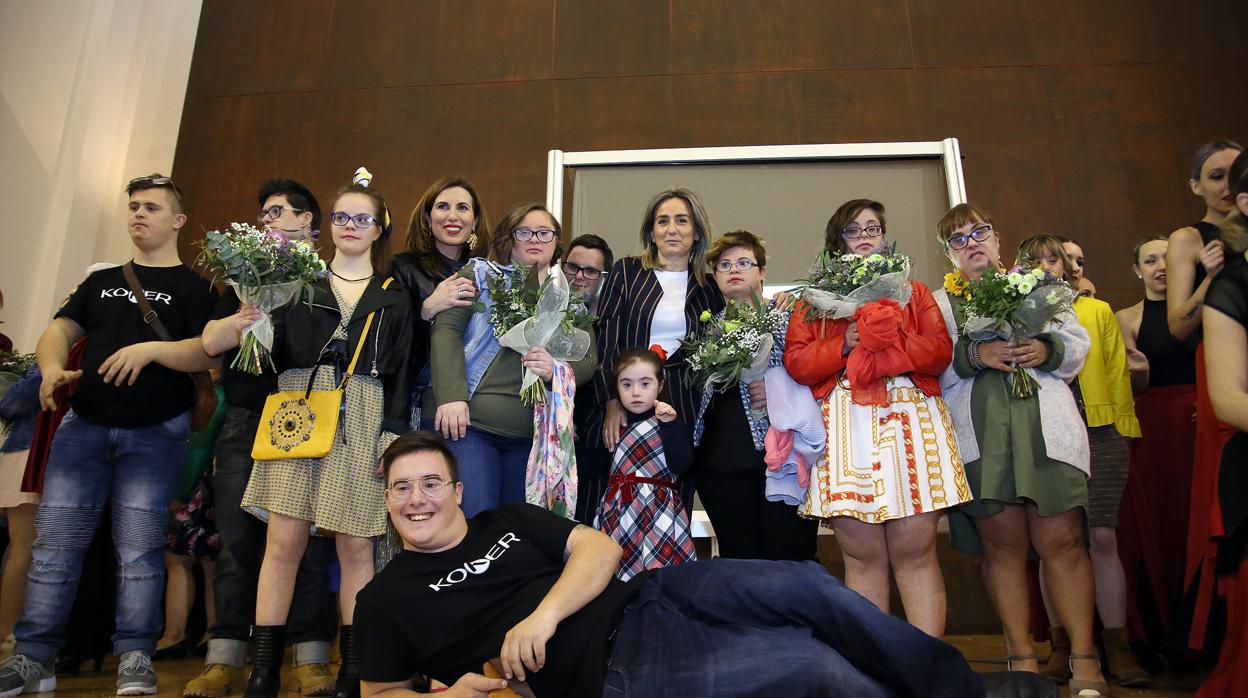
47,636,1203,697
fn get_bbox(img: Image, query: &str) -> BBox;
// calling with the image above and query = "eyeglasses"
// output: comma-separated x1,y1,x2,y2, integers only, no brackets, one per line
947,225,994,250
330,211,380,228
841,225,884,240
259,204,305,223
714,259,761,273
562,261,605,280
386,478,457,502
512,227,557,243
126,173,185,208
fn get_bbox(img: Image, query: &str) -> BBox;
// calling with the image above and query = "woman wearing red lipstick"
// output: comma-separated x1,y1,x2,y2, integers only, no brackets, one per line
1115,236,1199,653
427,203,596,518
1167,139,1244,655
785,199,969,637
393,178,490,428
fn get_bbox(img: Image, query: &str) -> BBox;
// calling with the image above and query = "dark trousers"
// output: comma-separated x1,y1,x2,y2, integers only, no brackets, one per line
696,468,819,562
210,407,335,644
604,559,982,697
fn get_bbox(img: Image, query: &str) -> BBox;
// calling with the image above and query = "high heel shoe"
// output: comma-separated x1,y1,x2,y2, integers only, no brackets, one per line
1005,653,1039,672
152,639,190,661
1067,653,1110,697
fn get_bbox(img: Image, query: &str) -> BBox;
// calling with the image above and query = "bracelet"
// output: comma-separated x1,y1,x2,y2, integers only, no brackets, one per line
968,341,987,372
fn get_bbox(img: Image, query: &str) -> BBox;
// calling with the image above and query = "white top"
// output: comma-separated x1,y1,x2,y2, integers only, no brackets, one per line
650,270,689,356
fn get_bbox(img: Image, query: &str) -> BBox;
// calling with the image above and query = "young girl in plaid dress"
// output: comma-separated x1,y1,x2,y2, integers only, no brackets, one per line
594,346,695,580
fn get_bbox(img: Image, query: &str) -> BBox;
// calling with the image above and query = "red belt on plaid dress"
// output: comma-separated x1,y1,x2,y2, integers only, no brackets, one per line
604,473,678,507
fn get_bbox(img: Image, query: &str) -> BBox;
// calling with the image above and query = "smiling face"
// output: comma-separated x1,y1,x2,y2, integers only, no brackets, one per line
1191,147,1243,216
330,192,382,257
428,186,477,253
1134,239,1168,295
713,245,765,301
127,189,185,251
844,207,887,256
510,209,558,269
651,197,697,263
617,359,663,415
386,450,467,553
946,218,1001,279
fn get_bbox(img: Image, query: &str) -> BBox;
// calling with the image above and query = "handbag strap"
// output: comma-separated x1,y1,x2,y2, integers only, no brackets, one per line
338,277,393,387
121,262,214,393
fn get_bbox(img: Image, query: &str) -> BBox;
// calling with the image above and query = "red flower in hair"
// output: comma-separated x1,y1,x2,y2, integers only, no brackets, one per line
649,344,668,362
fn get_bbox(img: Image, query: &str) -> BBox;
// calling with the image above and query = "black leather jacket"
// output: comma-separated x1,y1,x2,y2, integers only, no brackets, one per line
272,276,413,435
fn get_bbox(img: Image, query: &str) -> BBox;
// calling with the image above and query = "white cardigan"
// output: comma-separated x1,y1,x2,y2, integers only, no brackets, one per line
933,288,1092,477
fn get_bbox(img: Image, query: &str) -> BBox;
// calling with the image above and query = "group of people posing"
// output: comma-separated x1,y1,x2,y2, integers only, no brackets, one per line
0,135,1246,698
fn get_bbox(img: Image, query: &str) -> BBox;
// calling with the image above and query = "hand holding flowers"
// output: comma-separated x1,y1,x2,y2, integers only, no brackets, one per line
959,264,1075,398
195,222,328,375
477,262,594,405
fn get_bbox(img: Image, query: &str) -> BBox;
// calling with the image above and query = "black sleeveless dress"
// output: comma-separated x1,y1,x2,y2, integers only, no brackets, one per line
1137,298,1198,387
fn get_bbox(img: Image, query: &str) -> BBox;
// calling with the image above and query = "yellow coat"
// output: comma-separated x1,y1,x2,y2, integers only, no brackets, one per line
1073,296,1141,437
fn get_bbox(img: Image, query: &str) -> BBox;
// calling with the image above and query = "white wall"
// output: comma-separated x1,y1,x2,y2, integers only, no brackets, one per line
0,0,202,352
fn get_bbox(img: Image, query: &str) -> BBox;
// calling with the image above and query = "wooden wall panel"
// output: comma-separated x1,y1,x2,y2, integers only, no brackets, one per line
554,0,670,78
175,0,1245,311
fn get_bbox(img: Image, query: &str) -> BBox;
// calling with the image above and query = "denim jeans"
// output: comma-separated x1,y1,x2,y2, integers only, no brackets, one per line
421,421,529,517
14,409,191,662
208,407,335,667
602,559,983,698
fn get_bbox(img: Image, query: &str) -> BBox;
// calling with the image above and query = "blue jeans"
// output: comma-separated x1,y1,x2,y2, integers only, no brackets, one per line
421,421,529,517
14,409,191,662
603,560,983,698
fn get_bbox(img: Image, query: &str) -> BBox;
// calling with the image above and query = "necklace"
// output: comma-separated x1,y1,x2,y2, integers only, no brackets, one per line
331,268,374,283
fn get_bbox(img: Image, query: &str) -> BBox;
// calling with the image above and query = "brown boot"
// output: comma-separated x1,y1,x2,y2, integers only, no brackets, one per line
1103,626,1151,687
1040,626,1071,683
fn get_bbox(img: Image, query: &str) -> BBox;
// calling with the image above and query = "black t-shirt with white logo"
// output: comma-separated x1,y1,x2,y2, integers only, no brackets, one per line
55,262,217,428
356,504,644,697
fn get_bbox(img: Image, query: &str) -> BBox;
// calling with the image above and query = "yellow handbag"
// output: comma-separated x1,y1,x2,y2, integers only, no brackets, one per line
252,280,390,460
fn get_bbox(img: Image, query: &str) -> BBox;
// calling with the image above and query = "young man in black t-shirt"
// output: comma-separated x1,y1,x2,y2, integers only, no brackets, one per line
0,175,217,698
357,432,1014,698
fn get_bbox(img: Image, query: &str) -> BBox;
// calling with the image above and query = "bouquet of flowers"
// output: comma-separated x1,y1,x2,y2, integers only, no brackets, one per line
195,222,327,375
476,262,594,405
684,294,788,417
0,350,36,401
959,264,1076,398
798,243,912,320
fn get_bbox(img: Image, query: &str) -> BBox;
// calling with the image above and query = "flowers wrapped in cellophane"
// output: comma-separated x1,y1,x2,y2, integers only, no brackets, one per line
798,242,912,320
478,262,594,405
684,293,788,418
960,264,1076,398
195,222,327,375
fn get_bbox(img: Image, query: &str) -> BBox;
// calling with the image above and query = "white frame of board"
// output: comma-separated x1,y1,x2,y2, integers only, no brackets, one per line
545,138,968,223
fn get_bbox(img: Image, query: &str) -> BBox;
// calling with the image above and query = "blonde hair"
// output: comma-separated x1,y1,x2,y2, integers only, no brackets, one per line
638,188,711,285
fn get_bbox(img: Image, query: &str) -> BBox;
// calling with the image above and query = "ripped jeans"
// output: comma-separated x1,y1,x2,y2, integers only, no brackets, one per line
14,409,190,662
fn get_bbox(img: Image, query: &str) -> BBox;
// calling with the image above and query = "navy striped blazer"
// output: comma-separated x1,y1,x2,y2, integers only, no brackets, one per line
590,256,725,440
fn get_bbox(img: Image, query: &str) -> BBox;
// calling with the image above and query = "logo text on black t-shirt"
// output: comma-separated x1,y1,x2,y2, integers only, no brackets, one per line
100,288,173,305
428,532,520,591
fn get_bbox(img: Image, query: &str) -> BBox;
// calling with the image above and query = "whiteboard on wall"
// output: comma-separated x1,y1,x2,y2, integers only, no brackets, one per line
546,140,967,292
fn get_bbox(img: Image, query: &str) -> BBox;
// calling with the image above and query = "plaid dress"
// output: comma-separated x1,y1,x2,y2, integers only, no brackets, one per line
594,417,695,581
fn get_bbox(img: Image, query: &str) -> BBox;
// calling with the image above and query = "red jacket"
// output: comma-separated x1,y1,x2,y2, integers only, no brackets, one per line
783,281,952,404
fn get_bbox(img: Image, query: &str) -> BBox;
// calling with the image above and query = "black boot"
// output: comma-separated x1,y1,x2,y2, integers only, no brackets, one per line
244,625,286,698
333,625,360,698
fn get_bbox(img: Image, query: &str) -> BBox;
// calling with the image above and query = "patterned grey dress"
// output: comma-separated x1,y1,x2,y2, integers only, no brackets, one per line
242,284,392,538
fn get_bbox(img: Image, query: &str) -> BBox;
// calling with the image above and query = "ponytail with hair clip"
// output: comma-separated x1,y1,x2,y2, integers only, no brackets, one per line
353,166,393,238
649,344,668,362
